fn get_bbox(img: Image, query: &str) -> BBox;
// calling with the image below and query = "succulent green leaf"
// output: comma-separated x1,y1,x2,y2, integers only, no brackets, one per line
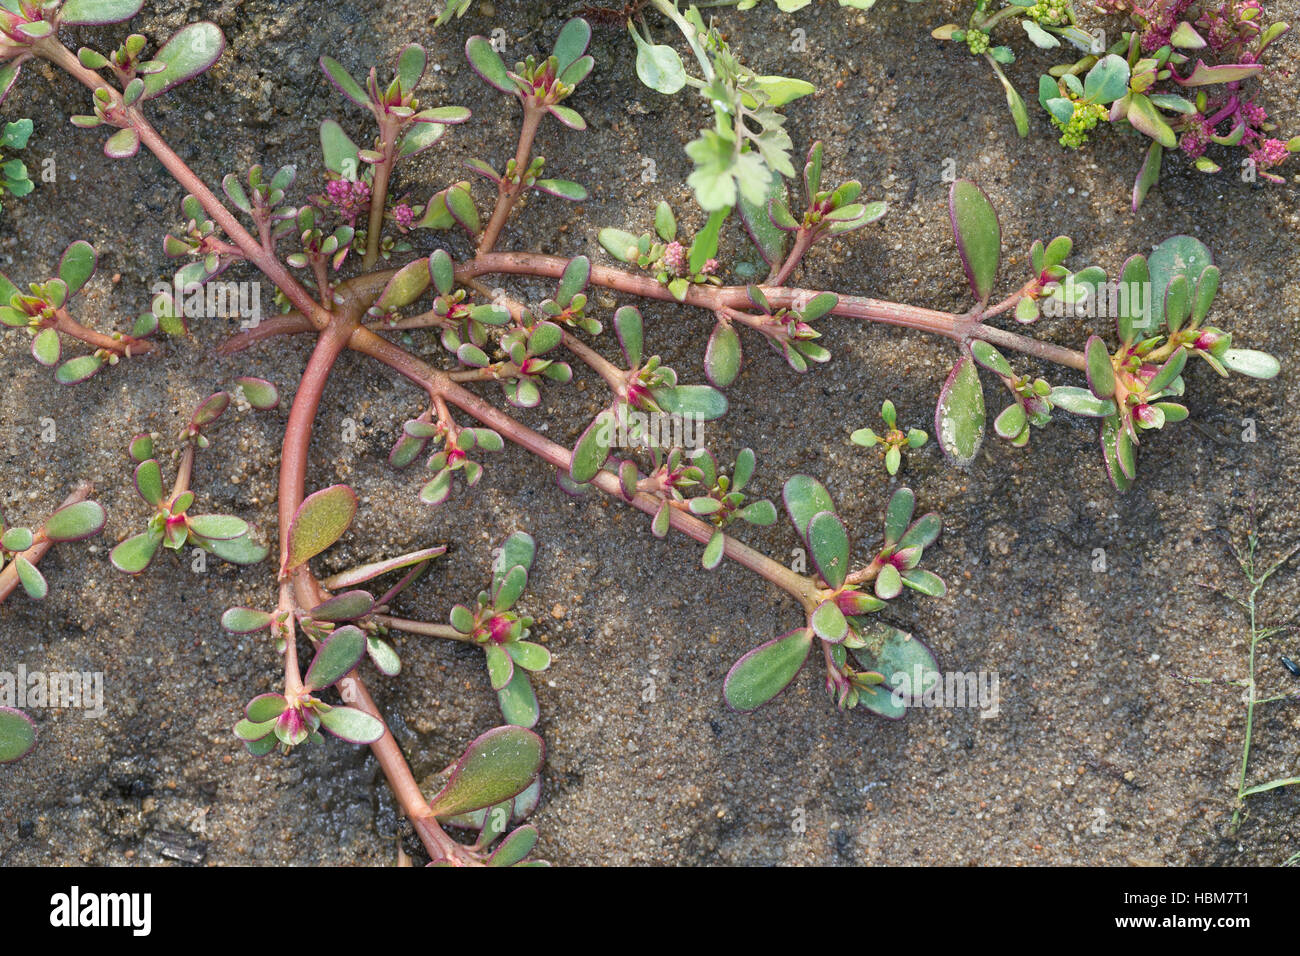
134,459,163,506
485,645,514,690
507,641,550,672
286,484,357,570
187,514,249,541
203,534,269,565
783,475,835,541
553,16,591,72
497,668,540,728
994,403,1027,440
705,321,742,388
1147,235,1212,330
598,228,640,263
702,529,726,570
970,339,1012,377
428,726,545,818
654,201,676,242
234,377,279,410
811,599,848,642
1145,349,1187,394
14,555,46,599
883,487,915,546
807,510,849,590
320,120,360,177
367,636,401,676
1221,349,1280,380
492,531,537,588
1100,416,1135,491
322,546,444,590
0,708,36,763
374,257,431,311
103,127,141,159
493,564,528,612
1190,265,1220,326
899,512,941,551
875,563,903,600
320,56,369,107
221,607,273,633
1,527,32,552
1132,141,1163,211
30,328,60,367
59,0,144,25
1049,385,1115,417
42,500,105,541
54,354,105,385
445,183,480,234
318,705,385,744
58,241,96,297
533,178,586,200
724,629,813,712
934,354,985,467
547,104,586,130
948,181,1000,306
851,624,939,719
1115,254,1151,343
1126,94,1177,148
304,626,367,691
571,408,617,483
396,43,427,91
1085,336,1115,399
398,121,447,159
488,825,539,867
650,385,728,420
613,305,642,368
308,590,374,622
738,172,789,267
556,255,590,307
143,23,226,99
110,529,163,574
465,36,513,94
901,569,946,597
245,693,287,722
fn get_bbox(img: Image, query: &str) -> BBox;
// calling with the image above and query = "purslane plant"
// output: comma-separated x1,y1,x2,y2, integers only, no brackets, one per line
933,0,1297,208
0,2,1281,863
851,400,929,476
0,239,157,383
0,481,105,603
0,114,31,211
108,390,274,574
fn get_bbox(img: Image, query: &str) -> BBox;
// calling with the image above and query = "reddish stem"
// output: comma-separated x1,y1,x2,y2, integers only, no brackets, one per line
346,327,821,607
34,39,331,331
0,482,95,605
477,104,544,256
54,310,153,356
363,115,399,270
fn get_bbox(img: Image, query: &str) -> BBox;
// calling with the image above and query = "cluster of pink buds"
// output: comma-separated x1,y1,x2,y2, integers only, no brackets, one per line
1179,116,1214,158
324,177,371,223
1195,0,1264,52
391,203,415,231
661,241,687,277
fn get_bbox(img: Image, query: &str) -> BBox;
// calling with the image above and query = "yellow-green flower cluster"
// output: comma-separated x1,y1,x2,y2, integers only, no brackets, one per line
1053,100,1108,148
1027,0,1071,26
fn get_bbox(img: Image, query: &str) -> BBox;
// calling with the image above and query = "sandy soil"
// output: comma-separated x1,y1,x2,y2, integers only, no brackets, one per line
1,0,1298,865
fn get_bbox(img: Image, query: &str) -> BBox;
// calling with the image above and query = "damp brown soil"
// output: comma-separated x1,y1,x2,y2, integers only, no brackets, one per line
1,0,1298,865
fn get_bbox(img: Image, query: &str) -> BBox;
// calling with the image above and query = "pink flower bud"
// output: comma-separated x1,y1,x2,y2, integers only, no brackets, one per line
662,241,686,277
